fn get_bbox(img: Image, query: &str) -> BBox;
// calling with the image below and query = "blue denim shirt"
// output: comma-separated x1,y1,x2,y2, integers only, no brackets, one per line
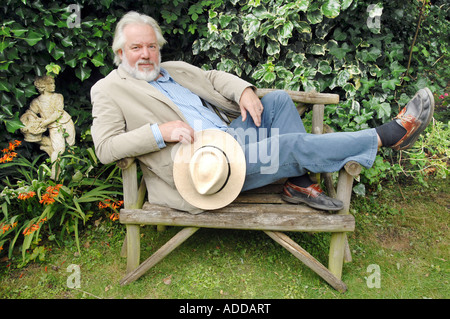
149,67,228,149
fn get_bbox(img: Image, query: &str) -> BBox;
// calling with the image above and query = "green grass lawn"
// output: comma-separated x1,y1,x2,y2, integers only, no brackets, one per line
0,178,448,299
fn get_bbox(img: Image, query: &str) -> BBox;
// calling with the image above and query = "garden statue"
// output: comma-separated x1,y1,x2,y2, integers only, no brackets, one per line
20,75,76,179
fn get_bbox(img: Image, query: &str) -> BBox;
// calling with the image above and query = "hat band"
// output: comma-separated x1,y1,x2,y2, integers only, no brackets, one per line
199,145,231,194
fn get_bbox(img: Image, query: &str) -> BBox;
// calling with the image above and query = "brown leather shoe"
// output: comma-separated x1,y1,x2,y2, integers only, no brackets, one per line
282,181,344,211
392,88,434,151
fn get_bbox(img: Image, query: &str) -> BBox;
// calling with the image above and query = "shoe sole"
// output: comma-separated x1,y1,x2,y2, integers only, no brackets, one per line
395,87,435,150
281,194,343,211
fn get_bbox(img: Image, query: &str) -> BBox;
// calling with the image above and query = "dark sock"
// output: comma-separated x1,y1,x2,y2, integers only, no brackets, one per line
375,120,407,147
288,174,313,188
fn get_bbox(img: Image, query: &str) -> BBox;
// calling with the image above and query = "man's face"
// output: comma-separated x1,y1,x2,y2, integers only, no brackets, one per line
119,23,161,81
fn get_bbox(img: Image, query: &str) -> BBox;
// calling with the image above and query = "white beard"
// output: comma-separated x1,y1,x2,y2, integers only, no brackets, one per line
121,54,161,82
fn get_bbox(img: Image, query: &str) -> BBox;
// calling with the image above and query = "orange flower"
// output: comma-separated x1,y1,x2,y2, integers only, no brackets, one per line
18,191,36,200
22,224,36,236
39,193,55,205
17,193,27,200
6,140,21,151
1,221,19,234
0,141,21,163
99,199,123,223
98,200,110,209
99,199,123,210
2,224,10,234
0,153,15,163
111,200,124,210
22,218,46,236
46,185,61,197
38,184,62,205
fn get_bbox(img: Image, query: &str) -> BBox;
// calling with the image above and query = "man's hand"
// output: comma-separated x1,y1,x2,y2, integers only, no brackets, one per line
159,120,194,144
239,87,264,127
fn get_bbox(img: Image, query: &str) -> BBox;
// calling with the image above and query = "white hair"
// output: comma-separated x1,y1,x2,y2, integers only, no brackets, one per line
112,11,167,66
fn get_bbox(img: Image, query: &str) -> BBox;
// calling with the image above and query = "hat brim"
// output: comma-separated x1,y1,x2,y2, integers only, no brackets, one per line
173,129,246,210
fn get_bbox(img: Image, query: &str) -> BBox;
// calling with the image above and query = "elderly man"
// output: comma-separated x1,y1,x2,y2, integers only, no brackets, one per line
91,12,434,214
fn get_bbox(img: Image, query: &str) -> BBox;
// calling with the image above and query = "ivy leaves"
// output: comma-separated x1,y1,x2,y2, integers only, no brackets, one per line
1,2,116,81
0,1,117,137
193,0,426,133
0,0,445,142
196,0,365,94
321,0,342,19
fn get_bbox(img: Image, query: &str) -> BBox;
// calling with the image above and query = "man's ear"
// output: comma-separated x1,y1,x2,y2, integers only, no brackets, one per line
118,49,123,59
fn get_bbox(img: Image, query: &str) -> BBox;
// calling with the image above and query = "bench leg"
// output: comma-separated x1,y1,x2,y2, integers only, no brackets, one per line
126,224,141,273
329,233,352,272
265,231,347,292
329,232,347,279
120,236,127,258
328,168,354,279
344,236,352,263
120,226,199,285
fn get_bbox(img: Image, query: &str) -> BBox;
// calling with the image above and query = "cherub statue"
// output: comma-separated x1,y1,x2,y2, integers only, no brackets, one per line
20,75,75,179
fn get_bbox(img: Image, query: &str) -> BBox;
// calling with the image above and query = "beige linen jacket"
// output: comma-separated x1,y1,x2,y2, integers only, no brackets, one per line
91,61,253,213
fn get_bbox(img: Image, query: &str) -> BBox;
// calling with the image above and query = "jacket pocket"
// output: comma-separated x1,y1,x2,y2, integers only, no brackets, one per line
148,163,175,188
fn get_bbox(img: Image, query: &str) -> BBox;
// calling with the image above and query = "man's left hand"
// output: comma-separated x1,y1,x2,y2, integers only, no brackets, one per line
239,87,264,127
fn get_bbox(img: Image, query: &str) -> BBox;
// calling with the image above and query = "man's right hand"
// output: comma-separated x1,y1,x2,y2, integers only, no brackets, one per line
159,120,195,144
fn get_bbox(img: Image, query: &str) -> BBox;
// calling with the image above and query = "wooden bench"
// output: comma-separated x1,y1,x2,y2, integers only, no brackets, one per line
117,89,361,292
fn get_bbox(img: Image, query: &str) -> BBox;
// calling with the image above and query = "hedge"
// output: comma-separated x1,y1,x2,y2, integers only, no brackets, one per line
1,0,448,139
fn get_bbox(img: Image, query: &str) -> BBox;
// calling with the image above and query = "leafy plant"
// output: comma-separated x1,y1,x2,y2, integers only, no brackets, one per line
191,0,449,186
0,142,122,266
397,120,449,185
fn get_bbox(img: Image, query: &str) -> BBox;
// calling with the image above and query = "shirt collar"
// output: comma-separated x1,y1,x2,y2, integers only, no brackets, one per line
151,67,172,83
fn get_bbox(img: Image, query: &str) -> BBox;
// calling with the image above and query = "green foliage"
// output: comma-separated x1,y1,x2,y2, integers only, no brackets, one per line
0,0,228,266
397,120,449,185
193,0,446,116
1,1,113,144
410,1,450,91
191,0,449,185
0,143,122,266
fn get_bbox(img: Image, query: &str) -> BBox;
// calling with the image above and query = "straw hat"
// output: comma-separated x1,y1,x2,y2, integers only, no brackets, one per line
173,129,246,210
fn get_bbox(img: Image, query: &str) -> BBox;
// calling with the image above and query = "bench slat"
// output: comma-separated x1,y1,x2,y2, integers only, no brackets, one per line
257,89,339,105
120,203,354,233
234,193,284,204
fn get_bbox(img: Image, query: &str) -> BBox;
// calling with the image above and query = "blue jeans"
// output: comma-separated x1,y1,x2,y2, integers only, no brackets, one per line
227,91,378,191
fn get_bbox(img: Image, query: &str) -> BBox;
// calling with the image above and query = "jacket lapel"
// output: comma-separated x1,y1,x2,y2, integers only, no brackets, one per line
166,66,207,100
162,61,242,117
117,65,187,121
